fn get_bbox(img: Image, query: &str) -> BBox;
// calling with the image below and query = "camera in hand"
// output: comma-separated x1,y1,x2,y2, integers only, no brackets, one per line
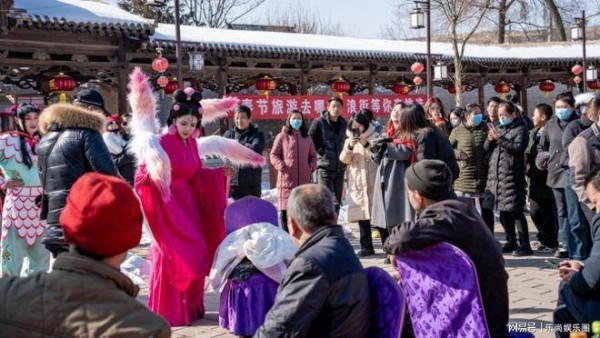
369,137,393,154
351,128,360,138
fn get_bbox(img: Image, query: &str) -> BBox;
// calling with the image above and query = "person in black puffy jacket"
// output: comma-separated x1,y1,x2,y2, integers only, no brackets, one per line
485,101,532,257
37,103,119,257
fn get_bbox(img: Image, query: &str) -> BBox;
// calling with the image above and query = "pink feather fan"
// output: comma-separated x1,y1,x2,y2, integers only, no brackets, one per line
200,97,240,126
128,67,172,196
197,136,265,168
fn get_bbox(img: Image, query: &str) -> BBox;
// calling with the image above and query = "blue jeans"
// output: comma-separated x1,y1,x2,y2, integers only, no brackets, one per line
564,172,592,260
552,188,569,247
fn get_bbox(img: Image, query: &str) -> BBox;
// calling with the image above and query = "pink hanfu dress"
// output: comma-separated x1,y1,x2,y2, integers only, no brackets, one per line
135,132,227,326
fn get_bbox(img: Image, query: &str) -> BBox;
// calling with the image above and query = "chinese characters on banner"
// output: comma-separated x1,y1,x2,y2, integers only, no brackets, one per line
231,95,428,120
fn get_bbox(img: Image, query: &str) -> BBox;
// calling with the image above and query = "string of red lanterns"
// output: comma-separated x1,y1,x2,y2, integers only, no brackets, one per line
152,47,177,93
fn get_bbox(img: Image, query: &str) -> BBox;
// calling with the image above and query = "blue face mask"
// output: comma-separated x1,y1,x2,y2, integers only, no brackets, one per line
471,114,483,126
499,117,513,127
290,119,302,130
581,106,587,115
555,108,572,121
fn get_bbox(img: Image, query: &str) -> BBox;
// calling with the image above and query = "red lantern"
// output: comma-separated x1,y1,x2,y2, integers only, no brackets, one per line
157,75,169,88
255,75,276,97
411,62,425,74
588,80,600,91
331,77,351,98
164,80,178,95
571,64,584,75
574,76,583,84
152,56,169,73
494,81,511,99
413,76,423,86
447,84,457,95
392,82,411,95
538,81,555,98
49,73,77,103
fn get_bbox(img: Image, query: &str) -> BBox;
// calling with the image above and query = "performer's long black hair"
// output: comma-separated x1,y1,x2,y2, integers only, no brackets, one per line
13,103,41,169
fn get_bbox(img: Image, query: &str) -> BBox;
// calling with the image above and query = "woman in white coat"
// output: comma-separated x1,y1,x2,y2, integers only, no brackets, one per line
339,109,380,257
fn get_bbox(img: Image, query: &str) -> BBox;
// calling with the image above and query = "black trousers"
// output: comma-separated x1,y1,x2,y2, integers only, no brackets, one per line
280,210,289,233
529,197,558,248
481,207,495,234
317,168,344,211
230,185,261,200
499,211,531,249
377,227,390,248
358,220,374,251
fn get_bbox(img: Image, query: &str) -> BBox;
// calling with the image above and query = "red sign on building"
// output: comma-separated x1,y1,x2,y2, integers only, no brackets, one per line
231,95,428,120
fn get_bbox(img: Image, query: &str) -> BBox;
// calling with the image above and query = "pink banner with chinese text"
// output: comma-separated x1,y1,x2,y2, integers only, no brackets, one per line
230,95,428,119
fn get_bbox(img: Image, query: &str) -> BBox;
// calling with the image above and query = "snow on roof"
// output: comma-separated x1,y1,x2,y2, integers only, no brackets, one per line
153,24,600,62
12,0,150,26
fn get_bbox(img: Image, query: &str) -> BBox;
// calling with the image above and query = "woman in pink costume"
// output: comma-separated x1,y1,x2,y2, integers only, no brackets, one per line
128,68,263,326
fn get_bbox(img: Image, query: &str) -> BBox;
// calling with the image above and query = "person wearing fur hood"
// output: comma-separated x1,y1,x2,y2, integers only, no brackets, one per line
339,109,380,257
36,103,119,257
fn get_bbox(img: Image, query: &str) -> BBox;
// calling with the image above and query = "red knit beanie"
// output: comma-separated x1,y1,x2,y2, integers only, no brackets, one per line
60,173,143,257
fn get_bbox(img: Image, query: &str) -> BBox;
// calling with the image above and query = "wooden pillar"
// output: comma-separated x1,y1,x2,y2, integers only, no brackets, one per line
368,63,377,95
478,74,486,108
299,60,309,95
217,57,229,135
117,39,129,116
521,72,529,116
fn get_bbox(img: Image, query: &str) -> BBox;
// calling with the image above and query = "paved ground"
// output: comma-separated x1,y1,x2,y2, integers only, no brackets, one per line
135,220,560,338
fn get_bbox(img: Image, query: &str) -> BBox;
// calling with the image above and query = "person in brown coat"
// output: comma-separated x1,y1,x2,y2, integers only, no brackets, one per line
0,173,171,338
270,110,317,231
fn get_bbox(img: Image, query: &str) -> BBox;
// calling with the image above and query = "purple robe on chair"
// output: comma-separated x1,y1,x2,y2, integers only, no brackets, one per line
214,196,295,336
219,272,279,336
395,242,490,338
365,267,405,338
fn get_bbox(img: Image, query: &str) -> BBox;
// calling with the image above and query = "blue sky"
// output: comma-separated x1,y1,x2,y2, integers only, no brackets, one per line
106,0,399,39
242,0,398,38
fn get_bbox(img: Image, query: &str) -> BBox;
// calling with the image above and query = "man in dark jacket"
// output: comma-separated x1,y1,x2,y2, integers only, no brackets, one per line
37,103,119,257
538,92,579,259
308,97,348,211
224,105,265,199
384,160,509,338
527,103,558,252
553,169,600,337
0,173,170,338
255,184,371,338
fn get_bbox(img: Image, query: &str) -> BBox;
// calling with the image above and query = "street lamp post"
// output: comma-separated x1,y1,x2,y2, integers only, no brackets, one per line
572,11,587,91
410,0,432,99
149,0,183,88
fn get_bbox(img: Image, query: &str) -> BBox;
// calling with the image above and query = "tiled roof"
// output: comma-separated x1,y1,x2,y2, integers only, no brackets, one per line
10,0,154,38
